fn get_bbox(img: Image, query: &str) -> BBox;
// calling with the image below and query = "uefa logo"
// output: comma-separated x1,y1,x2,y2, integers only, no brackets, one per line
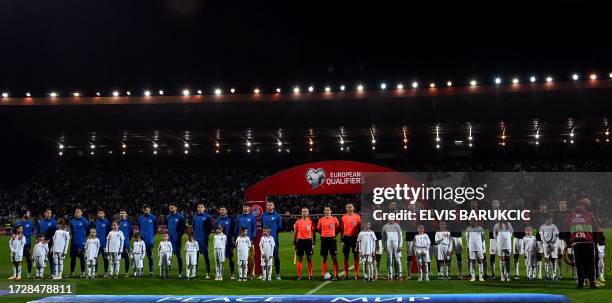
306,168,326,189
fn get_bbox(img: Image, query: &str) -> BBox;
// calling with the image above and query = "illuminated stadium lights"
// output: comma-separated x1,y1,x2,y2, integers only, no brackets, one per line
214,88,222,95
469,80,477,86
324,86,331,92
277,148,282,152
276,88,282,93
25,92,31,97
380,83,387,90
112,91,119,97
153,142,158,148
184,142,189,148
230,88,236,94
609,72,612,79
90,144,95,149
293,87,300,93
122,143,126,149
371,146,376,150
589,73,597,80
122,151,126,155
158,90,164,95
572,73,579,80
246,141,252,147
429,82,435,88
495,77,502,84
546,76,553,83
277,140,282,146
339,85,346,91
184,150,189,154
247,149,251,153
308,86,314,92
254,88,260,94
96,92,101,96
182,89,190,96
1,92,8,98
72,92,80,97
58,151,63,156
197,90,203,95
356,84,364,91
411,81,418,88
215,142,220,148
436,144,440,149
126,91,131,96
144,90,151,97
446,81,452,87
59,144,64,150
371,139,376,144
512,78,519,84
90,151,94,155
530,76,536,83
153,150,157,155
215,149,220,154
396,83,404,90
49,92,58,97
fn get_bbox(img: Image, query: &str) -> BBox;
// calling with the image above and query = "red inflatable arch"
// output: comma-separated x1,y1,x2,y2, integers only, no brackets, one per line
244,160,398,275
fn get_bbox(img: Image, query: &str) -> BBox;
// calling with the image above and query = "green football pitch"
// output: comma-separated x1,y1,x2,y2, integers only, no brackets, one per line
1,231,610,303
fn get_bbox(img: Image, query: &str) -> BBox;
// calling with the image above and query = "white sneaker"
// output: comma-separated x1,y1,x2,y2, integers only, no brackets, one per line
470,277,476,282
425,275,429,281
479,276,485,282
276,274,282,280
418,276,423,281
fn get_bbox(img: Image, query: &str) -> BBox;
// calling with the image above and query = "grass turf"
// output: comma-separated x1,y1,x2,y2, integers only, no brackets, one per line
1,231,610,303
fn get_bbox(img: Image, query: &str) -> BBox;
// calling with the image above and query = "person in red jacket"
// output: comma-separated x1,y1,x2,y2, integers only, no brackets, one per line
563,197,601,289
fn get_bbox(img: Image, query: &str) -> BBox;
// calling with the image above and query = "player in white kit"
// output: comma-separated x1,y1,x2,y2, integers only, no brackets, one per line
106,221,125,279
539,216,559,283
9,225,27,280
235,227,252,281
185,234,199,280
357,222,377,282
466,221,485,282
414,225,431,281
33,235,49,279
494,221,513,282
522,226,538,280
259,226,276,281
158,233,173,279
52,220,70,280
382,219,403,280
213,225,227,280
131,232,146,277
435,221,452,281
85,229,100,278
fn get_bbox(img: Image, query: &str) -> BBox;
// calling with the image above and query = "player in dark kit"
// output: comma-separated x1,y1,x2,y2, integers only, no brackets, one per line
340,203,362,279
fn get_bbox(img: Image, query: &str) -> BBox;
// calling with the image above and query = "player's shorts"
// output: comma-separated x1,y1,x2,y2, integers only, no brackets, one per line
11,252,24,262
537,241,543,254
360,254,373,263
437,244,452,260
489,238,497,255
469,250,484,260
415,248,430,262
496,248,511,257
386,241,402,258
159,252,172,267
186,252,198,266
237,248,249,262
452,237,463,254
296,239,313,257
512,238,524,255
260,255,273,266
543,244,557,259
342,235,358,255
406,241,415,256
320,237,337,257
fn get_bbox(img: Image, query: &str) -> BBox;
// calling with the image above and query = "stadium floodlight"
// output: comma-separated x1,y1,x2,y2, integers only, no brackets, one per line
340,138,345,145
446,81,452,87
512,78,519,84
158,90,164,95
293,87,300,93
197,90,203,95
530,76,536,83
184,150,189,154
609,72,612,79
411,81,418,88
230,88,236,93
277,141,282,146
59,144,64,150
90,144,95,149
254,88,260,94
182,89,190,96
96,92,101,96
371,146,376,150
371,139,376,144
340,85,346,91
429,82,435,88
276,88,282,93
308,86,314,92
495,77,502,84
153,143,158,148
126,91,131,96
546,76,553,83
215,142,220,147
469,143,473,147
324,86,331,92
247,149,251,153
535,133,540,139
435,137,440,142
606,130,610,136
214,88,222,95
144,90,151,96
26,92,31,97
469,80,477,86
58,151,63,156
122,151,126,155
1,92,8,98
215,149,220,154
153,150,157,155
184,142,189,148
569,132,575,138
122,143,126,149
246,141,252,147
309,147,313,152
590,73,597,80
73,92,80,97
380,83,387,90
49,92,58,97
396,83,404,90
572,73,579,80
356,84,364,91
403,145,407,149
112,91,119,97
436,144,440,149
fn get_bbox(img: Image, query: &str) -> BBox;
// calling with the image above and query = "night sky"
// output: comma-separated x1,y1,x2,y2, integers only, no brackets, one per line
0,1,609,94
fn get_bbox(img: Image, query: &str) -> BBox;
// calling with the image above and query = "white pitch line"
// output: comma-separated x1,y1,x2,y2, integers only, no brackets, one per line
305,265,355,295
